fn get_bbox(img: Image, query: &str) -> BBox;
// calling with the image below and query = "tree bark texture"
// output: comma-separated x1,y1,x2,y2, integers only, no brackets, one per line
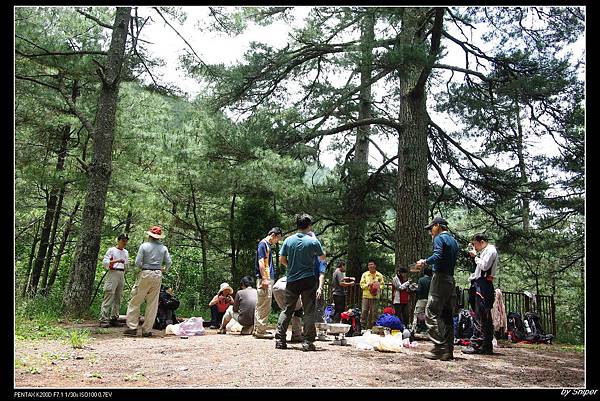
346,10,374,279
21,220,41,298
46,201,80,295
63,7,131,317
29,124,71,296
394,8,443,269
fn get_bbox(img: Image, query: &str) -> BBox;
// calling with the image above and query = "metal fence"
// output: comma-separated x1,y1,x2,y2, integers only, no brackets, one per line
322,281,556,336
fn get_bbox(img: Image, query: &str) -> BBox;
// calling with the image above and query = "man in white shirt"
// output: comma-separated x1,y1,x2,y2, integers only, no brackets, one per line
464,233,499,355
99,233,129,328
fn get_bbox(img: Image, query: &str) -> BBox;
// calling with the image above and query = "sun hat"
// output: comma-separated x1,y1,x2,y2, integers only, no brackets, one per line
218,282,234,295
146,225,164,239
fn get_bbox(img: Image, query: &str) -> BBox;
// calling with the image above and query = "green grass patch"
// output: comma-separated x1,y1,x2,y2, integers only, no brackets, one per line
511,341,584,353
15,315,69,341
67,329,91,349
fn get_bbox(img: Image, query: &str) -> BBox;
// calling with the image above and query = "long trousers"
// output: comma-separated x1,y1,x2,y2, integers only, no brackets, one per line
425,272,456,351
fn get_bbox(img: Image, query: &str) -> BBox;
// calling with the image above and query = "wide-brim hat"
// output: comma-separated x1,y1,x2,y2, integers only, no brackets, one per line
218,282,234,295
146,225,165,239
424,216,448,230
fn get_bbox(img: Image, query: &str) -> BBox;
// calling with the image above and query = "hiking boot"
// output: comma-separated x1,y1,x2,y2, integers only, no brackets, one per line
123,328,138,337
99,322,111,328
217,327,227,334
424,346,453,361
462,346,479,354
209,325,218,329
289,335,303,343
275,339,287,349
141,331,153,337
463,345,493,355
302,341,316,352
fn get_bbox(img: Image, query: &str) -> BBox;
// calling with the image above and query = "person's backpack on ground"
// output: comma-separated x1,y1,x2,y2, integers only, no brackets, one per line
324,304,335,323
341,307,362,336
524,311,554,344
507,311,553,344
154,286,180,330
375,312,404,331
456,309,475,339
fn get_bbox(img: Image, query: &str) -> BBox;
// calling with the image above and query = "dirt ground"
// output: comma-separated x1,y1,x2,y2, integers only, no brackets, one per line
14,320,584,389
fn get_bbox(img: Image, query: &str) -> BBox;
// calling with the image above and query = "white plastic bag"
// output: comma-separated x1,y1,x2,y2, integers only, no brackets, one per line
376,334,404,352
165,317,205,336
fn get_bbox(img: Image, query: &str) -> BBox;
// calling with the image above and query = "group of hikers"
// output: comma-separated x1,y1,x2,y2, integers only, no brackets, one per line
99,214,499,360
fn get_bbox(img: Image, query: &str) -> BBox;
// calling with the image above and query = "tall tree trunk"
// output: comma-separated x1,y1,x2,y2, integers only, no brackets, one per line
63,7,131,317
124,209,132,233
346,9,374,280
200,229,208,285
515,101,530,230
229,192,238,283
29,125,71,295
21,220,41,298
40,184,65,293
46,201,80,295
394,8,444,269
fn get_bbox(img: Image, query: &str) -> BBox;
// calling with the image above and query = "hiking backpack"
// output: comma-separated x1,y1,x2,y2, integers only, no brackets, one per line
523,311,554,344
323,304,335,323
455,308,475,339
341,307,362,337
507,311,527,342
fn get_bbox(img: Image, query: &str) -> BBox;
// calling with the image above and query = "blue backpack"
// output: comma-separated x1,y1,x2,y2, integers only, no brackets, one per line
375,313,404,330
324,304,335,323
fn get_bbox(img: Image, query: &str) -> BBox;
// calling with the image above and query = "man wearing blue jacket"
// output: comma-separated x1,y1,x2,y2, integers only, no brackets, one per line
415,217,459,361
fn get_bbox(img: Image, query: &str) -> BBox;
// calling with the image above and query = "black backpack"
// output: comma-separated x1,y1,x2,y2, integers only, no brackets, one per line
456,309,475,339
154,289,180,330
524,312,554,344
507,311,527,341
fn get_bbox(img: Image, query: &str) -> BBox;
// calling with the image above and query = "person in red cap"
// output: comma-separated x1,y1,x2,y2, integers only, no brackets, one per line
124,225,172,337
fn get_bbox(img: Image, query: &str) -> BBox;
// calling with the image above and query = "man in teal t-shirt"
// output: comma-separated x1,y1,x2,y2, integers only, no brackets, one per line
275,213,325,352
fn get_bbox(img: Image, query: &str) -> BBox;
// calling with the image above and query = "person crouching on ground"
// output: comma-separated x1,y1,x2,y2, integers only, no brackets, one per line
209,282,234,329
218,276,257,335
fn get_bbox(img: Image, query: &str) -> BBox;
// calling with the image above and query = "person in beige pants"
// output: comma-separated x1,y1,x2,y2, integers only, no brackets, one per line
253,227,283,339
124,226,172,337
99,233,129,327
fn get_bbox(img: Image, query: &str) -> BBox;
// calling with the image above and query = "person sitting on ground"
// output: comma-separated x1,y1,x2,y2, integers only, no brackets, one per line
218,276,257,335
154,284,180,330
208,282,234,329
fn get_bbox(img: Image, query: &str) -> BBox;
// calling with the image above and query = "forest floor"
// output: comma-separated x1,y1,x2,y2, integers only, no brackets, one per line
14,319,584,389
